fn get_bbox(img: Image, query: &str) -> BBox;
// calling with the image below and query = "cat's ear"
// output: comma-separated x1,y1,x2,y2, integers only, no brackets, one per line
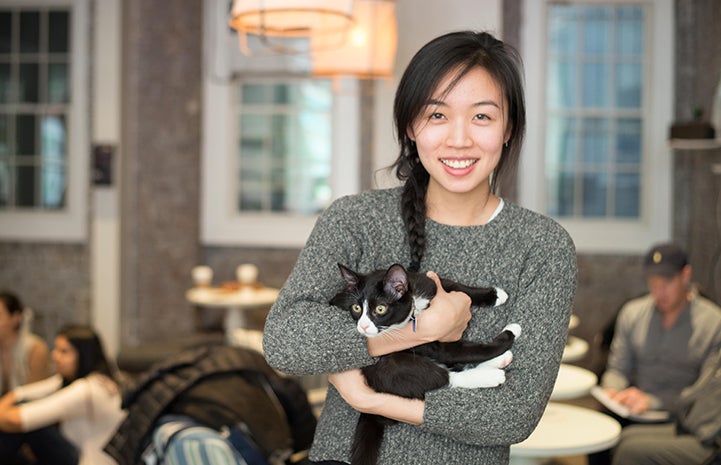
384,264,409,298
337,263,361,290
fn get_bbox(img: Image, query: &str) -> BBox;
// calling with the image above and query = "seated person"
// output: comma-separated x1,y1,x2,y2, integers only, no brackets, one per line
599,243,721,416
0,325,125,465
0,291,49,395
590,243,721,465
611,348,721,465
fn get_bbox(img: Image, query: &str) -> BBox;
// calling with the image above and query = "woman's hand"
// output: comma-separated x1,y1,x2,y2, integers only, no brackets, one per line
417,271,472,342
366,271,472,357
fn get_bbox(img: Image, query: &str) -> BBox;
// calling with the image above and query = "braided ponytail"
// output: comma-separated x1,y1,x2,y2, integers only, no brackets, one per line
401,161,429,272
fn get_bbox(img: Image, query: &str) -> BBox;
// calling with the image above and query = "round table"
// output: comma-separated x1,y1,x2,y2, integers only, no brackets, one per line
551,364,598,400
510,403,621,465
562,335,589,362
186,286,279,343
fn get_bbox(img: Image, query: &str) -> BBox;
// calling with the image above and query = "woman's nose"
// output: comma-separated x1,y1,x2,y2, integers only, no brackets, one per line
446,121,473,147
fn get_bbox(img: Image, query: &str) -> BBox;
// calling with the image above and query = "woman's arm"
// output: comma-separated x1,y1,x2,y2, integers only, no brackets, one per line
0,391,23,432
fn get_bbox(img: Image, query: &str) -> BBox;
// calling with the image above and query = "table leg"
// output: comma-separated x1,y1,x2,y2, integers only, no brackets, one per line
224,306,244,343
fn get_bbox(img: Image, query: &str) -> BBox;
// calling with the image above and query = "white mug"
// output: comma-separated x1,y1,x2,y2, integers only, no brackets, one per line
191,265,213,287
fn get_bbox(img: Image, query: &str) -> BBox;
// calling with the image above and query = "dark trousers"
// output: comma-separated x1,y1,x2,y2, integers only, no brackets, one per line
0,426,79,465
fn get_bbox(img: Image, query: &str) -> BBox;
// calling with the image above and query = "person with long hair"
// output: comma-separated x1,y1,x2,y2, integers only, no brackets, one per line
0,324,125,465
0,291,49,395
262,30,577,464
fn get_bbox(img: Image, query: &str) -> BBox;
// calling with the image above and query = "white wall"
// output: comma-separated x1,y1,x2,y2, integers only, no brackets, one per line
372,0,502,187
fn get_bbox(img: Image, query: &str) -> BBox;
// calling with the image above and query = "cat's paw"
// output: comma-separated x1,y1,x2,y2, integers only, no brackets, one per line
479,350,514,369
449,367,506,388
503,323,521,338
494,288,508,306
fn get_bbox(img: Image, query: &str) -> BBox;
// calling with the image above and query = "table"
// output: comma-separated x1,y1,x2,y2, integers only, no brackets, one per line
562,335,589,362
551,364,597,400
186,285,279,343
510,403,621,465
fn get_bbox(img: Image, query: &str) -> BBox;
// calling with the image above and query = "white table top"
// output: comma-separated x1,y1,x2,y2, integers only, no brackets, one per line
511,403,621,458
562,335,589,362
551,364,598,400
186,286,280,308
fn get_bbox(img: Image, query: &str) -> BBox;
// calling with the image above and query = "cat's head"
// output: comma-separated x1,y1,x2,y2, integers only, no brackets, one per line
330,263,415,337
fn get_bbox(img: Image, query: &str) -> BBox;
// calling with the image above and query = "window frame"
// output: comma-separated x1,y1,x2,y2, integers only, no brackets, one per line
0,0,89,242
201,0,361,247
519,0,673,254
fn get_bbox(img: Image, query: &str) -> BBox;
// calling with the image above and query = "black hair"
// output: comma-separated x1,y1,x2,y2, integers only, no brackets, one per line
391,30,526,272
0,291,24,331
57,324,114,384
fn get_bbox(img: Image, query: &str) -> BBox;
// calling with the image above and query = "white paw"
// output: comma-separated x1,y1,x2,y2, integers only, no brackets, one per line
449,367,506,388
504,323,521,338
479,350,513,369
494,288,508,306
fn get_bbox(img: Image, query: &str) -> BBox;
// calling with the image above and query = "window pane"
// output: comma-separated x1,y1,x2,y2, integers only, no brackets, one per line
19,12,39,53
616,118,642,164
582,172,607,216
582,117,609,165
19,63,39,103
546,116,579,167
0,12,10,53
615,62,641,108
548,60,578,108
548,5,579,55
16,164,36,207
48,11,69,53
616,6,643,56
16,114,36,155
547,171,575,217
614,173,640,217
42,161,65,209
0,63,12,103
48,63,70,103
583,7,612,55
582,61,609,107
0,160,8,207
0,114,8,156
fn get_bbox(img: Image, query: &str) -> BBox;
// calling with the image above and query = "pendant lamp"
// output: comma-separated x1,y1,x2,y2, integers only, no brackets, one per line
229,0,354,37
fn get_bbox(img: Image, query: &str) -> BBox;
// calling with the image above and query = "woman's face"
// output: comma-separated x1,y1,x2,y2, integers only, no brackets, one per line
409,66,509,201
52,335,79,380
0,301,21,343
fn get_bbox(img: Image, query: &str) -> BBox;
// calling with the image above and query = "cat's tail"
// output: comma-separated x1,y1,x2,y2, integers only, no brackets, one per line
352,413,386,465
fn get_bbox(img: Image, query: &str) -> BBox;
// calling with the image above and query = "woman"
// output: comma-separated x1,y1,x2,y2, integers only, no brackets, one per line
262,30,577,465
0,325,125,465
0,291,49,395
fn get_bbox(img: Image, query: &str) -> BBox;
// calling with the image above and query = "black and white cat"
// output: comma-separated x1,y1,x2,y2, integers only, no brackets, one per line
330,263,521,465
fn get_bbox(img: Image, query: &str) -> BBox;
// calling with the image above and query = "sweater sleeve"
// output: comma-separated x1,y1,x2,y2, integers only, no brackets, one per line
263,195,377,375
600,302,636,392
13,374,63,402
18,377,92,432
420,215,578,446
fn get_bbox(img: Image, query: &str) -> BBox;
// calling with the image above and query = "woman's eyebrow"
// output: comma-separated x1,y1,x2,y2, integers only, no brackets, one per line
424,98,501,108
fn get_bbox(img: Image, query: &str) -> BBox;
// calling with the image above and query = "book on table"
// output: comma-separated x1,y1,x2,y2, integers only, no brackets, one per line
590,386,671,423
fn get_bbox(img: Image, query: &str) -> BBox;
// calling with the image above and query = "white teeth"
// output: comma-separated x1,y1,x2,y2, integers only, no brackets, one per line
441,158,477,169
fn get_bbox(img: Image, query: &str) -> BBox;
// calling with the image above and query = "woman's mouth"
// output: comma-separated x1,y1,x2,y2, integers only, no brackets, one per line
440,158,477,169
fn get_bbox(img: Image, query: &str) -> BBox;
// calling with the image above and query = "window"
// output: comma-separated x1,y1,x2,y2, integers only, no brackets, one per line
0,0,89,241
520,0,673,253
235,79,333,215
202,0,360,247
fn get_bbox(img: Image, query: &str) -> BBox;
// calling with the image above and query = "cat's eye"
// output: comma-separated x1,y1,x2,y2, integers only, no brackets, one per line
351,304,362,314
375,305,387,315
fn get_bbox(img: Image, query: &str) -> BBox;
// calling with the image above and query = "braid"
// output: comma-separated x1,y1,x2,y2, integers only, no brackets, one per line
401,161,429,272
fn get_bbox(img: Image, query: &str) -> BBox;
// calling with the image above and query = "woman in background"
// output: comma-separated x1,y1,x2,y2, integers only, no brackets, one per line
0,324,125,465
0,291,49,395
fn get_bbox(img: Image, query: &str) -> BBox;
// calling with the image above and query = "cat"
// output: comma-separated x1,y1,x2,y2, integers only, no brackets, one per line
330,263,521,465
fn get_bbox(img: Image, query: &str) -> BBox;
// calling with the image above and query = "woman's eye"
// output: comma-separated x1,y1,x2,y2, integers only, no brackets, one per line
375,305,387,315
474,113,490,121
351,304,362,314
429,112,444,120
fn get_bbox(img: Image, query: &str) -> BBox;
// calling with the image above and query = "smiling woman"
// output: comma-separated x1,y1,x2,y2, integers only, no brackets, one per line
262,30,578,465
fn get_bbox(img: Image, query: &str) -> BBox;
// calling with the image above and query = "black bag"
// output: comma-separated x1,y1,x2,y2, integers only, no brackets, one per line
676,350,721,448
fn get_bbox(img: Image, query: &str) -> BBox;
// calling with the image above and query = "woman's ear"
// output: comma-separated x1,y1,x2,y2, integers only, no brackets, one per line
406,127,415,142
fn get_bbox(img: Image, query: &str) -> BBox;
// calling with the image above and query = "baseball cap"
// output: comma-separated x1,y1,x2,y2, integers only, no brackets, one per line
643,243,689,278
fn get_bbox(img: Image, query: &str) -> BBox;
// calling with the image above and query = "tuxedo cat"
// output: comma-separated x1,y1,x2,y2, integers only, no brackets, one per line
330,263,521,465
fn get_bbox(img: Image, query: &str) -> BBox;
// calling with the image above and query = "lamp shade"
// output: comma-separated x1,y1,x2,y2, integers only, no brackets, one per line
230,0,354,37
310,0,397,78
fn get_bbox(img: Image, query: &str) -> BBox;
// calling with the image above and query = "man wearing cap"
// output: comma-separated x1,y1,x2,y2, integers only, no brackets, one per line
599,242,721,415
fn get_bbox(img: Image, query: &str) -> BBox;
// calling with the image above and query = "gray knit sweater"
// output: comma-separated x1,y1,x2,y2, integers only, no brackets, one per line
263,187,578,465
